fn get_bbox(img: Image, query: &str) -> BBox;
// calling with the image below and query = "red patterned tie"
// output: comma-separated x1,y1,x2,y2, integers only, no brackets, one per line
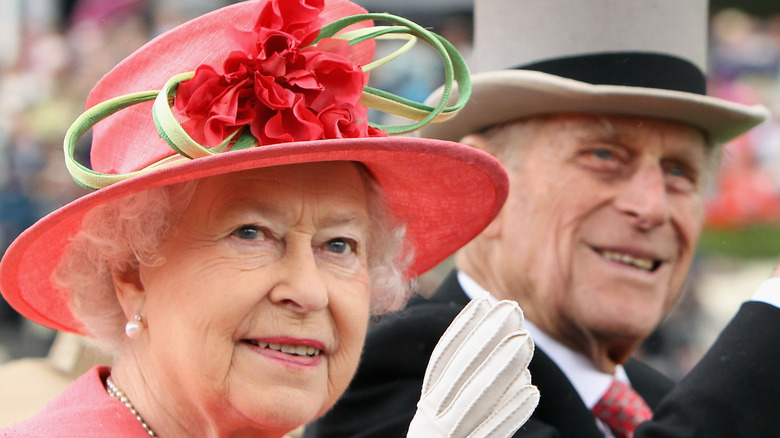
592,380,652,438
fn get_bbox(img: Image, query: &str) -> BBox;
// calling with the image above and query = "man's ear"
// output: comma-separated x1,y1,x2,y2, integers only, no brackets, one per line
459,134,490,152
111,266,146,321
460,133,503,238
480,211,503,238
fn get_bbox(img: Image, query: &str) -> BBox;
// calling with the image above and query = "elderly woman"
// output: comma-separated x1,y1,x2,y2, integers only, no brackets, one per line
0,0,537,437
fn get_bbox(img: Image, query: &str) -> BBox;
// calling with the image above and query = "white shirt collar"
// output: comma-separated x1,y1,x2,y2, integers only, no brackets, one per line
456,270,630,409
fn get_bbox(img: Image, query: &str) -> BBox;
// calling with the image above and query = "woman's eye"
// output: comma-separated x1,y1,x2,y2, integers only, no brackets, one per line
232,225,261,240
324,238,355,255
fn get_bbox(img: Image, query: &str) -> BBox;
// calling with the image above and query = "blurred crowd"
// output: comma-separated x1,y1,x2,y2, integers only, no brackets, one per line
0,0,233,361
0,0,778,379
706,8,780,227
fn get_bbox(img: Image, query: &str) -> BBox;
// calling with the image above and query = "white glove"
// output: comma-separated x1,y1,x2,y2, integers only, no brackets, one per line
407,296,540,438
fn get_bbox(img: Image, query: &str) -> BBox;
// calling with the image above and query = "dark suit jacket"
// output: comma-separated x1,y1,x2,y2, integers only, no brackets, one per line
306,270,780,438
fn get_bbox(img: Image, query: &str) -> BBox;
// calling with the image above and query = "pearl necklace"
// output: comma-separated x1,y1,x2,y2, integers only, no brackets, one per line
106,376,158,437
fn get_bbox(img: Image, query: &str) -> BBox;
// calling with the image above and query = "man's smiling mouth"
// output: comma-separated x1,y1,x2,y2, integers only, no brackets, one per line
243,340,321,357
596,249,661,272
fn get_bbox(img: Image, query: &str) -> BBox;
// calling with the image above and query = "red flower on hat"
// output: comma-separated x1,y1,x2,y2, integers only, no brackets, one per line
173,0,385,147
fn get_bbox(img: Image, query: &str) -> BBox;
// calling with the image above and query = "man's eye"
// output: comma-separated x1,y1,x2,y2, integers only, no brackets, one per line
325,238,355,255
593,148,613,160
663,160,697,181
664,163,698,192
232,225,261,240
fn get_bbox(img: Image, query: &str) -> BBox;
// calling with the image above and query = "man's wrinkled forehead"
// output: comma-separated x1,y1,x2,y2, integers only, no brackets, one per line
509,113,710,155
488,113,714,175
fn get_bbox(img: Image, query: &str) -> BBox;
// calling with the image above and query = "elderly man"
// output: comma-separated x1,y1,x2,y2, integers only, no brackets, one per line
305,0,780,437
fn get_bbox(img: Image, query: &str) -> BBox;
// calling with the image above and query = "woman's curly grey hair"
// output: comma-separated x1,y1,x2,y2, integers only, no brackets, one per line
53,164,411,354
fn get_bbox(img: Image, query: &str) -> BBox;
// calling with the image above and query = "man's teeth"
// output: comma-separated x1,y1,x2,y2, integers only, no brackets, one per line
249,341,320,357
601,250,656,271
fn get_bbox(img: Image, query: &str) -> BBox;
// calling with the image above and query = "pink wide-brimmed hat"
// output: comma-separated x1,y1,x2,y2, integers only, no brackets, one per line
0,0,508,334
421,0,769,143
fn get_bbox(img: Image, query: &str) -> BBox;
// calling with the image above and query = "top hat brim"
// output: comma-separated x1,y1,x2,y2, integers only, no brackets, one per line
419,70,769,144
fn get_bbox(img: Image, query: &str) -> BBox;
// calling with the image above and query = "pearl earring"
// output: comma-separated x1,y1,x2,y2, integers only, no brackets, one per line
125,314,144,338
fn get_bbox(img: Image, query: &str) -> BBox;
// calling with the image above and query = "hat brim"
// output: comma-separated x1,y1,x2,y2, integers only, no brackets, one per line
0,136,508,334
420,70,769,143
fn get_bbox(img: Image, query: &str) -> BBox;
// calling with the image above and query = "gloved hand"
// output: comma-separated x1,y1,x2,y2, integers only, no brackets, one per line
407,296,539,438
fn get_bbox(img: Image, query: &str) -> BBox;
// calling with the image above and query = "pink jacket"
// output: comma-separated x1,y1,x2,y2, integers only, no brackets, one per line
1,366,298,437
1,366,150,437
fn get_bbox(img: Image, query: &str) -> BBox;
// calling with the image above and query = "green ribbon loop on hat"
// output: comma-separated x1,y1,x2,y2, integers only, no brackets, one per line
317,13,471,134
153,71,240,159
64,90,187,190
64,12,472,190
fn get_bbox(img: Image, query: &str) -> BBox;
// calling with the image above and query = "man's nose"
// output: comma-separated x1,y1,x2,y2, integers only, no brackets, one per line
614,165,670,231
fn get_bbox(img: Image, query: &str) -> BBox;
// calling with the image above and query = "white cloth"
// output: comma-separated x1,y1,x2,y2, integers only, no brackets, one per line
752,278,780,308
407,294,539,438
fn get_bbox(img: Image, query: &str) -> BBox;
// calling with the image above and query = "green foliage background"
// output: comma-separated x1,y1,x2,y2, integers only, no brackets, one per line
699,224,780,259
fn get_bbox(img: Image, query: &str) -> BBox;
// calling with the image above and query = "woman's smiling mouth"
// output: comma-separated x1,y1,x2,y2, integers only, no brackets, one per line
242,339,323,357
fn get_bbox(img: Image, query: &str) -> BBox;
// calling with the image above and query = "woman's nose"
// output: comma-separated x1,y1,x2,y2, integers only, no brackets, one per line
267,240,329,313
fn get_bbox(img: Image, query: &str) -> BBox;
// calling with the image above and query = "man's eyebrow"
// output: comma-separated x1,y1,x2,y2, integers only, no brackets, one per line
566,118,620,141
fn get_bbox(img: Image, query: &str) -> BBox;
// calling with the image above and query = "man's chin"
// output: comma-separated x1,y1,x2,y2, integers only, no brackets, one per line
589,318,659,361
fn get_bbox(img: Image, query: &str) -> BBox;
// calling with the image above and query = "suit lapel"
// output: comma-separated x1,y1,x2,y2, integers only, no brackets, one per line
624,359,674,409
526,347,605,438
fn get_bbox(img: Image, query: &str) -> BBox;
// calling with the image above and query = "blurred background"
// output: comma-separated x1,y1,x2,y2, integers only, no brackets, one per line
1,0,779,382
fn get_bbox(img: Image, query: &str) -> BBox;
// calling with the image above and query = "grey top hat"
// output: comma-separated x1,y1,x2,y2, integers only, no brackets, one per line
420,0,769,143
